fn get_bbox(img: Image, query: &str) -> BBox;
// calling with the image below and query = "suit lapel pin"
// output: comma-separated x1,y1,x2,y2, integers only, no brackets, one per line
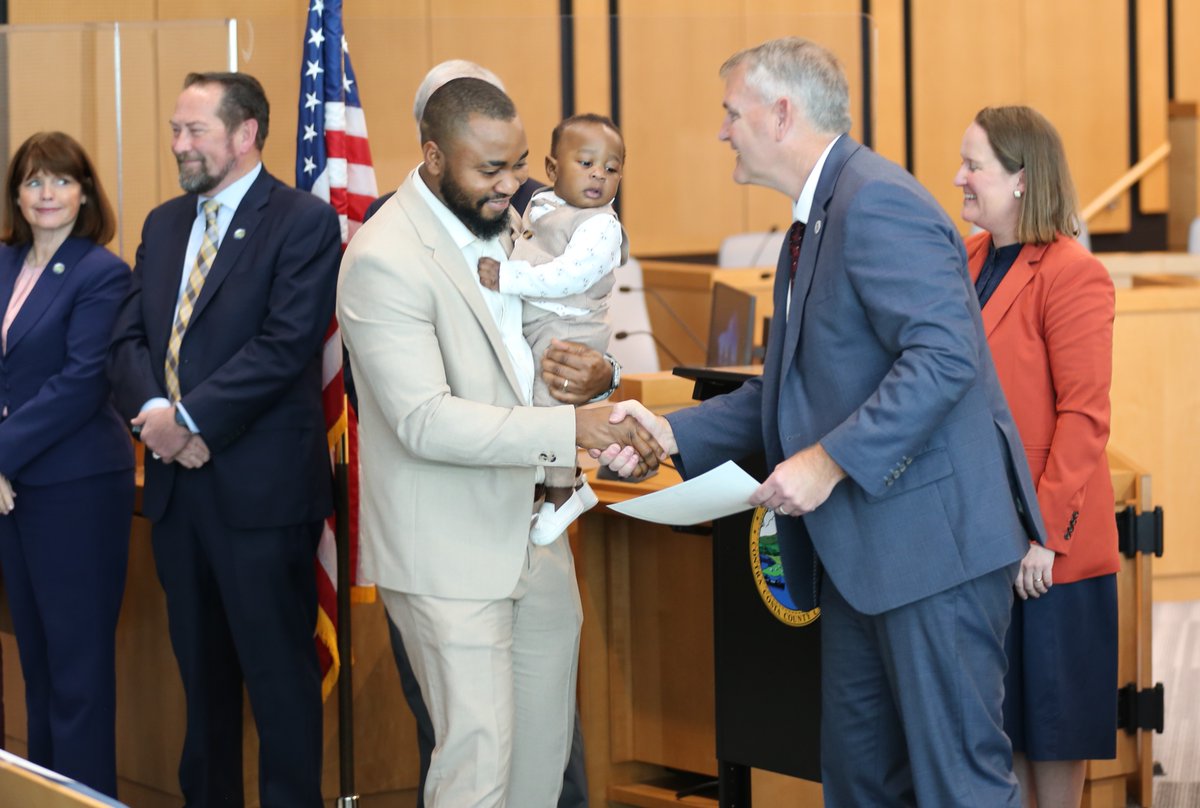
813,220,822,235
233,228,246,240
51,262,66,274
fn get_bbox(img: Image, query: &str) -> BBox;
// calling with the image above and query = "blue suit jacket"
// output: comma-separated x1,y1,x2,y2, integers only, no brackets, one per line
0,237,134,485
107,169,341,528
668,137,1044,615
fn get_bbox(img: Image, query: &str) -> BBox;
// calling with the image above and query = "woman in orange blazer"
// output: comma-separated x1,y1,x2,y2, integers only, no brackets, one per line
954,106,1119,808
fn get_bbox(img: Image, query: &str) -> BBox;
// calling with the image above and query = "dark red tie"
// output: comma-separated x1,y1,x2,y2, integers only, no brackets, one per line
788,220,806,285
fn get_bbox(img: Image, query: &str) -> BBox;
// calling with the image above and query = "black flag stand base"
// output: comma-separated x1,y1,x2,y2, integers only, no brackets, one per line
335,447,359,806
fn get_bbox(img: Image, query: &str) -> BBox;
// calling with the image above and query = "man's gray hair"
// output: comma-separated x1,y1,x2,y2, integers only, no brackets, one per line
721,37,852,136
412,60,506,126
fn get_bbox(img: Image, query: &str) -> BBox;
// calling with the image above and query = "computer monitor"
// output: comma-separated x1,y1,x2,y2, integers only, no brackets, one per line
706,281,756,367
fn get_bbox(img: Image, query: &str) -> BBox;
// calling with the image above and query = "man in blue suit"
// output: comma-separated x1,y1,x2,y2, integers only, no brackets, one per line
108,72,341,807
604,38,1045,806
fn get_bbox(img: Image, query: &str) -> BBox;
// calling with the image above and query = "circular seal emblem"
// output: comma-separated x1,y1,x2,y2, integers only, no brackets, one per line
749,506,820,627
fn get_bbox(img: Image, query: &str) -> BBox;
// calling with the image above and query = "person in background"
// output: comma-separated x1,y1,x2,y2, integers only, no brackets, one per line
0,131,135,797
478,113,628,544
601,38,1045,806
107,72,341,807
955,105,1119,807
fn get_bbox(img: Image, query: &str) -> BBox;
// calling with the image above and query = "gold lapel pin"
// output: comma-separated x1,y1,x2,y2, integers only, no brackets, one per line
51,262,66,274
233,228,246,240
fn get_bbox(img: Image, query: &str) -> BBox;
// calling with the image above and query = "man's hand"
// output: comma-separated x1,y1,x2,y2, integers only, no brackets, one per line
543,339,613,404
175,435,212,469
750,444,846,517
478,257,501,291
576,405,662,478
0,474,15,515
593,400,676,477
132,405,192,462
1014,542,1055,600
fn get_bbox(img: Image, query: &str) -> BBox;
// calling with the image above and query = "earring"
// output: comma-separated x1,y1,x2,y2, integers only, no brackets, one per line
1013,189,1023,199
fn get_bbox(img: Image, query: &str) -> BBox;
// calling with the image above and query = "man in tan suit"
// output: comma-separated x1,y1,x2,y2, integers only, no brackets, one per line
338,78,655,807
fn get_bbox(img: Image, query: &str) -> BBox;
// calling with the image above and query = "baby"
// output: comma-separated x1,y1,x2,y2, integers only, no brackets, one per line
478,113,628,544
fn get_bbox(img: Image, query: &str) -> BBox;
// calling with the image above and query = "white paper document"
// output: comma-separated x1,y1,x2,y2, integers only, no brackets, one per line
607,460,760,525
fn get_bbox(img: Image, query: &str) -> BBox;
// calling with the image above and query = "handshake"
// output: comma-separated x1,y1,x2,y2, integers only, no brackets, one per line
574,401,677,478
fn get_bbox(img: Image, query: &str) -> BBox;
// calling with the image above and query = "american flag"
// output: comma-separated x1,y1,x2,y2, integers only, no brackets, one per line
295,0,377,699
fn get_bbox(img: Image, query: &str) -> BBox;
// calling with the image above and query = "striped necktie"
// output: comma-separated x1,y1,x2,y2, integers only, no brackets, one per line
165,199,221,400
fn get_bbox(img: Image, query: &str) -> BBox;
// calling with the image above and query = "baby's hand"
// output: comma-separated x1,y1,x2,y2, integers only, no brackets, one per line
478,257,500,291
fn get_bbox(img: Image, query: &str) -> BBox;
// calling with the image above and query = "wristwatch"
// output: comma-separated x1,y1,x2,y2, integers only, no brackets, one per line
588,353,622,403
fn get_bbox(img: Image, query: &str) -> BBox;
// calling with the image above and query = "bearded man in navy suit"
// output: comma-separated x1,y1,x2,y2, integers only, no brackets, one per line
108,72,340,807
603,39,1046,807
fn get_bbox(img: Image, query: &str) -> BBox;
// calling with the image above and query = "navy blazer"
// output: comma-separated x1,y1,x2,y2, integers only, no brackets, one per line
0,237,133,485
669,137,1044,615
107,169,341,528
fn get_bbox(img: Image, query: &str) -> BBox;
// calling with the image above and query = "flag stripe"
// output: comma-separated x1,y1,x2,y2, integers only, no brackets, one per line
296,0,377,701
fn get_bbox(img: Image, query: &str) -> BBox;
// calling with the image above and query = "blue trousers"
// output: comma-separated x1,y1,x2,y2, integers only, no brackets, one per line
0,470,133,797
819,564,1020,807
151,468,324,808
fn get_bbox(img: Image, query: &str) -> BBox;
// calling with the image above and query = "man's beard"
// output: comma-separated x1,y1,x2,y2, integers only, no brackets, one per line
440,169,511,240
177,149,236,195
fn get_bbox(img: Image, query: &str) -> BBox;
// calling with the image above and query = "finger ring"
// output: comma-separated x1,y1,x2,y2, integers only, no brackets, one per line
777,506,788,516
1033,576,1042,583
562,378,569,391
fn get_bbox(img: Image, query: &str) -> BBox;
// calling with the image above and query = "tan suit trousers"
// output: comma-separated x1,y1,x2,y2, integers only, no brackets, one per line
380,536,583,807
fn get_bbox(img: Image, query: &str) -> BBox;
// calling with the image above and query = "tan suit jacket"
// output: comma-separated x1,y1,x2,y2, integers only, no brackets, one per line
338,175,576,600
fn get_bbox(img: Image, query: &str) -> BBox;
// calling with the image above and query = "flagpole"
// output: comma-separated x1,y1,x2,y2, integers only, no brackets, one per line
335,428,358,808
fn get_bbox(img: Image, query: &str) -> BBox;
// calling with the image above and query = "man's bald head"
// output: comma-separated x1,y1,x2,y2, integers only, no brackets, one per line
412,60,506,126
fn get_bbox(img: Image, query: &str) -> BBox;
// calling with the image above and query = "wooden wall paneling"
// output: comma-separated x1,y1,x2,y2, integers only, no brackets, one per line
1109,285,1200,597
628,526,717,776
571,0,613,120
910,0,1024,230
341,10,431,192
5,29,89,156
1136,0,1168,214
616,2,745,255
1024,0,1130,234
743,2,867,233
8,0,154,24
427,3,563,189
1172,0,1200,109
869,0,906,167
1167,101,1199,250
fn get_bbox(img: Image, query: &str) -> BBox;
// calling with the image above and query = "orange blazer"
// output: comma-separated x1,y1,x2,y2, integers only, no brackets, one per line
967,232,1120,584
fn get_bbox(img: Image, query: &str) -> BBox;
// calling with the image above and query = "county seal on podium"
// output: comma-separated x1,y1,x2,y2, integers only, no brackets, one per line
748,506,820,627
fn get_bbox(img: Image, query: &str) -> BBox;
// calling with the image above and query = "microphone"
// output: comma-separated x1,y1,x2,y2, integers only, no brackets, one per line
616,285,705,351
748,224,782,268
614,330,685,367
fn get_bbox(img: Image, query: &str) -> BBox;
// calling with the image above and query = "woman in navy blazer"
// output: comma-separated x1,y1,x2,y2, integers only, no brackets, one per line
0,132,134,797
